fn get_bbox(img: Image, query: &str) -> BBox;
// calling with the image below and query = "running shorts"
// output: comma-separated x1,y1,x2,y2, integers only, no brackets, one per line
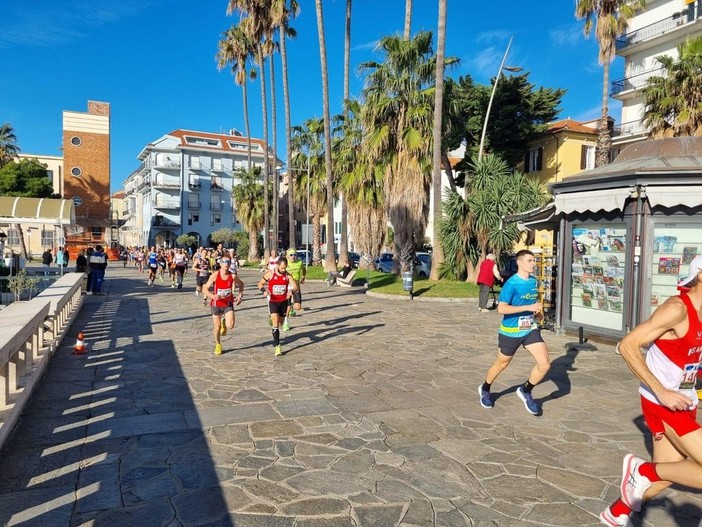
211,305,234,316
641,396,700,440
498,330,544,357
269,300,288,318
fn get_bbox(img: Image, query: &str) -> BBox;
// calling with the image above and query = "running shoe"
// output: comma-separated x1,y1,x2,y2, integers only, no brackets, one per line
599,506,632,527
282,322,291,332
195,290,199,297
214,343,222,355
290,309,296,317
620,454,651,512
274,345,283,356
516,386,539,415
220,320,227,336
478,385,493,409
159,275,164,281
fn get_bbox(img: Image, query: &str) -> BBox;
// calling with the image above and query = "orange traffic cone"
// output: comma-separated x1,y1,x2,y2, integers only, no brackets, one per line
72,332,86,354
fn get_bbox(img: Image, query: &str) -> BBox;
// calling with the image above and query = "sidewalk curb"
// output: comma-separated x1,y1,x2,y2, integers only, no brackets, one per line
365,290,475,303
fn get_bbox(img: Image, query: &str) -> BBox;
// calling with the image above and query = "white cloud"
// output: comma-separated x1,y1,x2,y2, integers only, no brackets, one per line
0,1,157,49
550,23,585,49
352,40,378,52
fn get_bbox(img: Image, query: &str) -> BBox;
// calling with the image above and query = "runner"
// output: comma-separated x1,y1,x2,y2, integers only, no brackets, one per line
146,246,158,286
136,248,144,273
283,248,306,331
477,249,550,416
600,256,702,526
157,249,167,281
202,255,244,355
257,256,298,357
193,255,211,305
173,249,188,289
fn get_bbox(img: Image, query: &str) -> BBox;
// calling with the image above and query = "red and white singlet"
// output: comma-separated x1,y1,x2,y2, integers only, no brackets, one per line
268,271,290,303
211,271,235,308
640,293,702,408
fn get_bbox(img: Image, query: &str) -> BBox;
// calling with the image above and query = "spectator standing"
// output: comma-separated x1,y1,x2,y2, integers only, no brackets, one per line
42,248,53,275
88,245,107,295
476,254,503,312
63,247,69,268
76,250,87,273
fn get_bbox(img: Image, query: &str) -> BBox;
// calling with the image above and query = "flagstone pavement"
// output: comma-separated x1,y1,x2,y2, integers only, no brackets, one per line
0,266,700,527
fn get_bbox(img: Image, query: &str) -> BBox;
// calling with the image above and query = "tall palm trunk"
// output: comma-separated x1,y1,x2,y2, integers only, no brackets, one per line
242,80,253,170
270,57,279,251
404,0,412,40
16,224,28,259
430,0,447,280
258,48,271,259
315,0,337,273
312,213,322,264
338,0,352,266
247,228,259,262
596,60,612,167
281,27,296,249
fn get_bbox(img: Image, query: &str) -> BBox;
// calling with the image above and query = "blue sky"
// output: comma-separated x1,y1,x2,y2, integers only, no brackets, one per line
2,0,621,194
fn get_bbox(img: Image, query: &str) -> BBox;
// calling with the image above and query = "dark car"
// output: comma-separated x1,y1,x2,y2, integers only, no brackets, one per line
348,251,361,268
375,253,394,273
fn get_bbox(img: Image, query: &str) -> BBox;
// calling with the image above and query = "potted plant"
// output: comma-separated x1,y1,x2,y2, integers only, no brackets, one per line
8,270,39,302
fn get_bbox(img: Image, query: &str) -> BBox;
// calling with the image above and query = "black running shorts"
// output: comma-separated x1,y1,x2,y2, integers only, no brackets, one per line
498,330,544,357
269,300,288,317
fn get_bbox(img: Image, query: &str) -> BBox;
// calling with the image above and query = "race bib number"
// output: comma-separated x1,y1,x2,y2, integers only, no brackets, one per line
272,285,287,296
679,363,700,390
149,264,158,269
218,288,232,298
517,315,535,331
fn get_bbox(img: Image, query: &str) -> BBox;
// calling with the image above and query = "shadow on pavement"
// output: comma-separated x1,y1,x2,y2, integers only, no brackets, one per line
0,277,236,526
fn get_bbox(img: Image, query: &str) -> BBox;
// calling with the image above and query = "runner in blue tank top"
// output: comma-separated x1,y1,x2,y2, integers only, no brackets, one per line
478,250,551,416
147,247,159,286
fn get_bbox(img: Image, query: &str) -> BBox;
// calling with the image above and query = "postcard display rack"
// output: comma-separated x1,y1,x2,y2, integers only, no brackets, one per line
531,246,555,313
570,225,626,331
650,225,700,316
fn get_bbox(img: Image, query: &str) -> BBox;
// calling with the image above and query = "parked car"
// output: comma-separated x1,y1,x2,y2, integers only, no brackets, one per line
348,251,361,268
375,253,394,273
415,252,432,278
295,250,312,265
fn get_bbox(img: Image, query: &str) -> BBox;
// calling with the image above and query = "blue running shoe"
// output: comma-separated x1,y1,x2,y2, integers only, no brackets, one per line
516,386,539,415
478,385,493,409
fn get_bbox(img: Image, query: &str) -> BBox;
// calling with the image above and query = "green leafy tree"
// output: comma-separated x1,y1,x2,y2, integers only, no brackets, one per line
208,228,238,247
0,158,53,197
0,123,20,167
176,234,198,248
232,167,265,262
643,35,702,138
576,0,646,167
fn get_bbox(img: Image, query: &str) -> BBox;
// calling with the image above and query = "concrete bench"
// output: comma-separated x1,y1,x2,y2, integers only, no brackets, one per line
336,269,358,287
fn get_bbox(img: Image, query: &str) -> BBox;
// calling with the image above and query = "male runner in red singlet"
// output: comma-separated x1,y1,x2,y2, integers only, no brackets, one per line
600,255,702,526
202,256,244,355
257,256,298,357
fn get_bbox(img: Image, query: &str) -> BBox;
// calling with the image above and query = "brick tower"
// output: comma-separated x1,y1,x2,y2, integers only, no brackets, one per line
62,101,111,257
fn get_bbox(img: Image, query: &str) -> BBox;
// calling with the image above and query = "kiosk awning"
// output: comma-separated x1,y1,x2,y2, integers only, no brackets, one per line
554,188,630,214
645,186,702,208
0,196,76,225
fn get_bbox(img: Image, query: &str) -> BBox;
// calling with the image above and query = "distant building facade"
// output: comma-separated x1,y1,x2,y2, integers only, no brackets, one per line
612,0,702,148
122,129,277,249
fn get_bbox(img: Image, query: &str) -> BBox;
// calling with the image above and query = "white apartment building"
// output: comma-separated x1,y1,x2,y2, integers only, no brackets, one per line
612,0,702,147
122,129,277,249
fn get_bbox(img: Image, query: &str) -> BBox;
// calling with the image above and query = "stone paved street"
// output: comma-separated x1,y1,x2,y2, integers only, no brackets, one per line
0,266,701,526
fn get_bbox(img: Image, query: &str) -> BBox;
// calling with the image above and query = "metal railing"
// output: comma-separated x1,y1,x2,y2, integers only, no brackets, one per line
613,119,648,137
611,67,665,96
616,6,702,51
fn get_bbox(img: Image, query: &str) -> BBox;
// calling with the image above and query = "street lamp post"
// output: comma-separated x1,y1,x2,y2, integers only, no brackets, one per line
477,37,523,161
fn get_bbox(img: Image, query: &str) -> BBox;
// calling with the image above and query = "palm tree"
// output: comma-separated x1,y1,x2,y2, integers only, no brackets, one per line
270,0,300,249
216,24,256,170
430,0,447,280
643,35,702,138
404,0,412,40
0,123,20,168
575,0,646,167
359,32,437,272
232,167,265,261
337,0,353,267
314,0,337,273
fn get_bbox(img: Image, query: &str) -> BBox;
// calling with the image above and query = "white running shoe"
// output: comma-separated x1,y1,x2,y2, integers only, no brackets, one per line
599,506,632,527
620,454,651,512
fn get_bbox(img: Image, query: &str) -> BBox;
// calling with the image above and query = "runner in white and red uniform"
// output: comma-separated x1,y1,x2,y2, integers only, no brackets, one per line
257,256,298,357
600,255,702,527
202,256,244,355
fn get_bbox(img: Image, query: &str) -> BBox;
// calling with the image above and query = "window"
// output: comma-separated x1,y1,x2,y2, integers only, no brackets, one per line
212,159,224,171
8,228,20,246
190,155,201,170
335,222,342,235
524,147,543,173
188,213,199,226
188,174,200,189
70,136,82,146
46,169,54,182
71,167,83,177
185,136,221,147
210,195,223,210
41,229,55,247
188,193,200,209
580,145,596,170
91,227,102,238
211,176,223,190
210,213,222,226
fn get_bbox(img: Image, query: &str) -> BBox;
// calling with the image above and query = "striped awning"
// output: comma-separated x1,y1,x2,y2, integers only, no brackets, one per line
0,196,76,225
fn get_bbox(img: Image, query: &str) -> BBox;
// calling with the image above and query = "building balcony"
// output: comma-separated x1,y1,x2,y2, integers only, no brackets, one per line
210,202,224,211
613,119,648,138
188,182,202,190
154,160,181,170
152,216,180,228
616,7,702,52
154,199,180,210
611,67,665,97
211,162,226,173
211,180,224,191
152,176,181,189
188,201,201,209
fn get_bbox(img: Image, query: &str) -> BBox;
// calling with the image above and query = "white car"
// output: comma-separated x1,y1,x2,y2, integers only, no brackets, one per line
415,252,432,278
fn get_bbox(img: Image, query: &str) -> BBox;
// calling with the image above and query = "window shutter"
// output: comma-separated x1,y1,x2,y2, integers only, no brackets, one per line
536,147,543,171
580,145,587,170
